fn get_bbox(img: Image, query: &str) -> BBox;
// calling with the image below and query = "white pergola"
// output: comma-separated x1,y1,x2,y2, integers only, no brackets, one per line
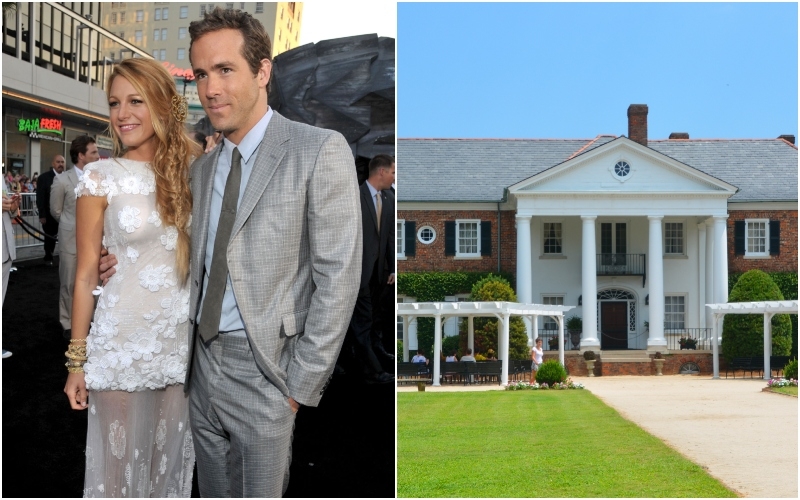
396,301,575,386
707,301,798,380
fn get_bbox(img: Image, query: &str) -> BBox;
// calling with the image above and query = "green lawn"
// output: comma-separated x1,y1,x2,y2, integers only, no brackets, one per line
768,385,798,397
398,391,736,498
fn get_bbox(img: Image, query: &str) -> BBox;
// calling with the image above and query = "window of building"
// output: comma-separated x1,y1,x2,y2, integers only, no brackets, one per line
160,49,166,60
664,295,685,330
745,219,768,256
136,10,143,22
240,3,245,9
180,6,188,18
456,220,480,257
177,48,185,60
119,12,126,22
280,7,283,19
542,296,564,330
179,27,187,39
226,2,233,9
155,8,161,21
119,31,125,39
200,5,206,16
417,226,436,245
397,220,405,258
278,28,281,41
161,28,167,40
543,222,562,254
256,3,264,13
162,7,168,19
153,29,160,41
111,12,117,24
135,30,143,44
614,160,631,178
152,50,159,58
664,222,684,255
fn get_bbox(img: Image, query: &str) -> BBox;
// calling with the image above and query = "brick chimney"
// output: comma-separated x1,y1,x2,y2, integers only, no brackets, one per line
778,134,795,145
627,104,648,146
669,132,689,139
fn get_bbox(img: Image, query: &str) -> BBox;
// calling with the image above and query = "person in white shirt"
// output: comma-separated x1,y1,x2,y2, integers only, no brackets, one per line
460,348,476,362
530,337,544,383
412,350,428,364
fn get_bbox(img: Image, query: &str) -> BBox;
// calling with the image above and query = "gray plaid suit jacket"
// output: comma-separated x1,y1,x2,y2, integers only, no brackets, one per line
185,111,362,407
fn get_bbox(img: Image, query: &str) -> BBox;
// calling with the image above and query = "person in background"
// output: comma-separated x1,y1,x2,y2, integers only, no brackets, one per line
460,348,476,362
36,155,66,265
445,351,459,362
2,187,20,358
530,337,543,384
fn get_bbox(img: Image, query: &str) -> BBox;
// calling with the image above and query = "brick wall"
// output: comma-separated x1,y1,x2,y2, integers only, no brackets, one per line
728,210,798,273
398,210,517,274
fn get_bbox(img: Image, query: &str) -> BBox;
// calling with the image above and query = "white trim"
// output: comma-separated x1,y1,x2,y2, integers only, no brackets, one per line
417,225,437,245
728,202,797,210
744,218,770,257
398,202,516,211
541,220,564,256
396,219,406,259
663,219,686,256
455,219,481,257
664,293,688,330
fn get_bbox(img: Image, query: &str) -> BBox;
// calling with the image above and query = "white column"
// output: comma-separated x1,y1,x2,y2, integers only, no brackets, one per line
705,219,714,331
402,316,410,362
648,216,666,348
558,315,565,366
712,313,720,379
516,215,533,343
467,316,474,354
501,313,510,385
433,314,442,386
697,222,707,330
763,313,773,380
581,216,599,347
713,216,729,306
531,314,538,343
497,319,504,360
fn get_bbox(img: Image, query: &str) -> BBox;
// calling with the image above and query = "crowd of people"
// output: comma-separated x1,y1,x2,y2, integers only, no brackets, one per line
2,7,394,498
4,171,38,193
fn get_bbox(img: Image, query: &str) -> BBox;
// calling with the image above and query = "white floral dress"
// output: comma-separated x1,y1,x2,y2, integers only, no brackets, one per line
76,158,193,498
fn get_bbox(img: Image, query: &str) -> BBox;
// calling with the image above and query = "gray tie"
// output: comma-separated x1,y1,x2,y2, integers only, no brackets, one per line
198,147,242,342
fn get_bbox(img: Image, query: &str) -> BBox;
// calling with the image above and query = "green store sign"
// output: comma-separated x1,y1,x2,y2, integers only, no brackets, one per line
17,118,63,136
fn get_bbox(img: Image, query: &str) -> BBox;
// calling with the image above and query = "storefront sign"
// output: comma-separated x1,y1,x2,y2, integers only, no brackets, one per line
95,136,115,150
17,117,63,136
162,62,195,80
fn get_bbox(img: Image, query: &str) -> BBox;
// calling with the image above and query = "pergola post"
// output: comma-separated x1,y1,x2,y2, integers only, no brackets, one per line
712,312,720,379
467,316,474,354
501,313,510,385
433,314,442,387
558,314,565,366
763,313,773,380
402,316,410,362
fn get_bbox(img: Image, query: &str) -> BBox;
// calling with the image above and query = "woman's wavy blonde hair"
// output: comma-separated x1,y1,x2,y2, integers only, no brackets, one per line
106,58,201,283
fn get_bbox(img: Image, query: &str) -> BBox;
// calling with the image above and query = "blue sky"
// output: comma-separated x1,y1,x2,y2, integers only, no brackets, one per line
398,2,798,140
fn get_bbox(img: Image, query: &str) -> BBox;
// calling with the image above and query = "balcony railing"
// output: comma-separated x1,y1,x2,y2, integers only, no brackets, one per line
664,328,714,351
597,253,646,286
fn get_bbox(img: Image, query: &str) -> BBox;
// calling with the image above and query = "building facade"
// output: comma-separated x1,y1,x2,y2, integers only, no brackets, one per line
397,105,798,353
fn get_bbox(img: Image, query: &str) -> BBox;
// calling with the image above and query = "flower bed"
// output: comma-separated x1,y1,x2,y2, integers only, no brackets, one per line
505,378,585,390
766,378,798,388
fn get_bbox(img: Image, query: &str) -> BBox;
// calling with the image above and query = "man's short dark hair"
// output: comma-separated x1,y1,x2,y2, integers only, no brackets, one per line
368,154,394,175
189,7,272,79
70,136,96,164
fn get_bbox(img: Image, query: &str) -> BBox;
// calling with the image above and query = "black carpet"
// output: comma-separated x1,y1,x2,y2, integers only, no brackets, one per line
2,257,395,498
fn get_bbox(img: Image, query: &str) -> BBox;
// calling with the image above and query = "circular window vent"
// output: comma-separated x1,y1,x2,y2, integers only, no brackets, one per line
417,226,437,245
679,362,700,374
614,161,631,177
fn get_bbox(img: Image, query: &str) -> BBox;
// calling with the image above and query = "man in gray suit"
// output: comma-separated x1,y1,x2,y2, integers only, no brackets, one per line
51,136,99,339
102,10,361,496
2,186,20,358
187,8,360,497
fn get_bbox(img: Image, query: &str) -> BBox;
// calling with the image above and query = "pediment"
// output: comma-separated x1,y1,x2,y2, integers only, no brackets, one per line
509,137,737,196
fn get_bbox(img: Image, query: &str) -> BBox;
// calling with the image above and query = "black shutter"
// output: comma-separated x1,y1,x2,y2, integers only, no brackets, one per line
480,221,492,256
770,220,780,255
404,221,416,257
444,221,456,256
734,221,745,255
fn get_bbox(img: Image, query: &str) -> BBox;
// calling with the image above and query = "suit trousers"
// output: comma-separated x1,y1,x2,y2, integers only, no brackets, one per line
348,270,387,375
2,259,10,305
58,251,76,330
43,219,58,258
189,332,296,497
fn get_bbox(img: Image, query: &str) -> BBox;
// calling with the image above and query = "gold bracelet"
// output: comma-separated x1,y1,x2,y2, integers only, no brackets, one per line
69,338,87,343
66,362,85,374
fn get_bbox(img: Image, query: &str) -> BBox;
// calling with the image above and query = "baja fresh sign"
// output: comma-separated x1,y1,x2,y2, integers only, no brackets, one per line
18,118,63,136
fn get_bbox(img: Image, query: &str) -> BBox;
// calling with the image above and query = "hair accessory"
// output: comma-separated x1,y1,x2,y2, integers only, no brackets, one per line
171,95,188,123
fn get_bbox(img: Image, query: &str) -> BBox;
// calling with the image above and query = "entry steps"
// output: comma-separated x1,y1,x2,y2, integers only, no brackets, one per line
598,350,652,363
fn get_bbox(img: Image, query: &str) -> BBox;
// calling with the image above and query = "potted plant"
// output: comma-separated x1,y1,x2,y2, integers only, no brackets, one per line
566,315,582,350
583,350,596,377
679,336,697,350
548,336,560,350
653,351,665,376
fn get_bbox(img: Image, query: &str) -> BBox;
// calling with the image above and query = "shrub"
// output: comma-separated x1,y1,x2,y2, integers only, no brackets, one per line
442,335,460,358
566,315,582,331
535,359,568,385
583,350,596,360
722,270,793,364
784,358,798,380
397,340,403,360
469,274,530,360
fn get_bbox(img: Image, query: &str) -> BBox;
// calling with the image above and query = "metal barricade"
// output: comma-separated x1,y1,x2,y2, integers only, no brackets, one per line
13,193,45,249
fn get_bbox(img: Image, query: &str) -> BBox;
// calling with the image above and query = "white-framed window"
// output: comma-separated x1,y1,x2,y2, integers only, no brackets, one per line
119,12,126,22
179,27,187,39
136,10,143,22
180,6,188,18
111,12,117,24
154,8,161,21
664,222,684,255
542,295,564,330
397,220,405,258
664,295,685,330
455,219,480,257
135,30,143,44
153,28,160,41
160,49,166,60
745,219,769,257
162,7,168,19
256,2,264,13
417,226,436,245
161,28,167,40
177,48,186,60
543,222,562,254
397,296,419,348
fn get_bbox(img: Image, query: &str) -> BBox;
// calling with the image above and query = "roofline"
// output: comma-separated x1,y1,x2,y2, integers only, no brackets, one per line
397,136,616,141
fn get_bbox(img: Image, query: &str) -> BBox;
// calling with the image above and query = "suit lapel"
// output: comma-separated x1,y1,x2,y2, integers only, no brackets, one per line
229,113,289,241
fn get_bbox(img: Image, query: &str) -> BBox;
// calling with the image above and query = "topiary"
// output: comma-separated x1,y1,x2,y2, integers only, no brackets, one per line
535,359,568,385
784,358,798,380
468,274,530,360
583,350,596,360
722,270,793,364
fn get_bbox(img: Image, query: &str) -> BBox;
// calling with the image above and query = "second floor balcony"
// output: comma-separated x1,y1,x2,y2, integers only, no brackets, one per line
596,253,646,286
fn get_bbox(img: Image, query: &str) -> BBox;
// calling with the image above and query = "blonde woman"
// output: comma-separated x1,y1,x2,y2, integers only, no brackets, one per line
64,58,200,497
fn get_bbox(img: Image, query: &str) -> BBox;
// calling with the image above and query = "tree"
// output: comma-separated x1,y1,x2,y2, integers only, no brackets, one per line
722,270,793,363
466,274,530,360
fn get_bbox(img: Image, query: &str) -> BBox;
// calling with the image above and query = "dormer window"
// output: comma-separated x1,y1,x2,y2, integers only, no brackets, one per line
614,161,630,178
